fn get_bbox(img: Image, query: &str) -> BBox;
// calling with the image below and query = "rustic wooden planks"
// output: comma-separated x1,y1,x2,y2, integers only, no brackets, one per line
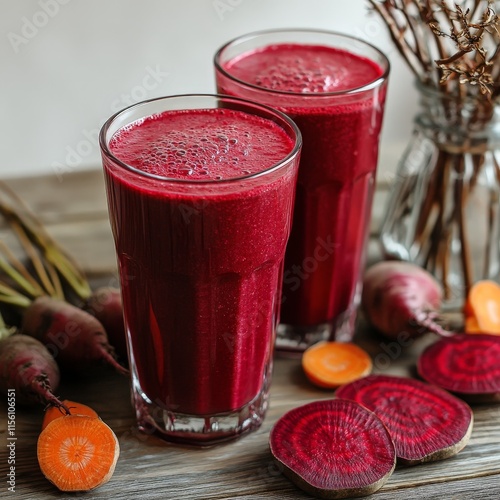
0,169,498,499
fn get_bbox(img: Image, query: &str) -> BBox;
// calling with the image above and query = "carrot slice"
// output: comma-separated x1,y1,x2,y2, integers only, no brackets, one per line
463,298,474,318
466,280,500,335
37,415,119,492
302,341,372,389
464,315,483,334
42,400,99,430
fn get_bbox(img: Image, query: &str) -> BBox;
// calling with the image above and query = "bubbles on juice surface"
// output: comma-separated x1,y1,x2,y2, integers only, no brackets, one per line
255,56,345,93
226,44,383,94
109,109,294,181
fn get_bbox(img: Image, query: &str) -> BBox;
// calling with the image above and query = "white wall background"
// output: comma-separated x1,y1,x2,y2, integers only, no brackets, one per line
0,0,417,181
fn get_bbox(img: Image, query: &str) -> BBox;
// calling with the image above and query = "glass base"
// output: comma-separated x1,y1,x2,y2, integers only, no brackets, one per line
131,377,270,446
276,308,357,355
275,322,332,356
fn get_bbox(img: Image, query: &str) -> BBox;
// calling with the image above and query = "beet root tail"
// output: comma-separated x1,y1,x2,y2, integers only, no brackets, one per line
415,312,455,338
32,375,71,415
100,347,129,376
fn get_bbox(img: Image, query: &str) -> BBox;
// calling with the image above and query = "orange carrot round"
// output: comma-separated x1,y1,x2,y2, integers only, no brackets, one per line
464,315,482,334
464,280,500,335
42,400,99,430
302,341,373,389
37,415,119,492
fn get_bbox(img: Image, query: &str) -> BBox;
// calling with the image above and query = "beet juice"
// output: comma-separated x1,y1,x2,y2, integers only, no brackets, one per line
99,95,301,444
215,30,389,352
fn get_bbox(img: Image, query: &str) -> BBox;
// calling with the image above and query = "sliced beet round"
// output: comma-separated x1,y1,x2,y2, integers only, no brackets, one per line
418,333,500,402
336,374,473,465
269,399,395,499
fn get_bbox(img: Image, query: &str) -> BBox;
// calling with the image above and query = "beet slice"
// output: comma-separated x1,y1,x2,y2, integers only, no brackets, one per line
269,399,396,499
336,375,473,465
418,334,500,402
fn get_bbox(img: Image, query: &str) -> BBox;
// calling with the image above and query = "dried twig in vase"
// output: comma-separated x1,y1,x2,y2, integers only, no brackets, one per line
372,0,500,300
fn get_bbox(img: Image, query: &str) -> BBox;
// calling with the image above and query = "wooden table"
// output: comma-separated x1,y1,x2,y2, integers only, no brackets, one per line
1,170,499,499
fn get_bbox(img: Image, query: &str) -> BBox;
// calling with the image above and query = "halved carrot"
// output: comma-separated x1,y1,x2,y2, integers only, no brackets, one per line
37,415,119,492
464,315,482,334
302,341,372,389
463,298,474,318
465,280,500,335
42,400,99,430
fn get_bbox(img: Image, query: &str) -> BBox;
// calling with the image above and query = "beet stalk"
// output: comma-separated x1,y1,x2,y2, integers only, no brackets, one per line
336,374,473,464
269,399,396,499
0,185,127,359
0,332,69,412
0,309,16,341
362,261,453,339
418,333,500,402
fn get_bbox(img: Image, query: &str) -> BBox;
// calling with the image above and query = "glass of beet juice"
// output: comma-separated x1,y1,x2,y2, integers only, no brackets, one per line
215,30,390,353
99,95,301,444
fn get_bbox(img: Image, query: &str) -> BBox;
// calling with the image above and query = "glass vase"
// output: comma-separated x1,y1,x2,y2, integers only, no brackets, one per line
380,82,500,307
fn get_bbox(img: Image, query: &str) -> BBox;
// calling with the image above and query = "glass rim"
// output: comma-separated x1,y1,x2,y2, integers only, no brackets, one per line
214,28,390,97
99,93,302,185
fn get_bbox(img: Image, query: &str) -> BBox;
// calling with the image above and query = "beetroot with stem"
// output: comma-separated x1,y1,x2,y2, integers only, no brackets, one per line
0,186,127,359
269,399,396,499
336,374,473,465
0,333,69,412
362,261,452,339
22,296,128,376
418,333,500,402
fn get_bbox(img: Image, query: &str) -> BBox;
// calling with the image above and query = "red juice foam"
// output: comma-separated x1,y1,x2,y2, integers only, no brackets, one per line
103,107,297,417
217,42,387,335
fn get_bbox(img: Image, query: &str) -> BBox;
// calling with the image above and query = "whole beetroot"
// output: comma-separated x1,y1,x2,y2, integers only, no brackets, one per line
22,296,128,375
362,261,450,339
0,333,68,411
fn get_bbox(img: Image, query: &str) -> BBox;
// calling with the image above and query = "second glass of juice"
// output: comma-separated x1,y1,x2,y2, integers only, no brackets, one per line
99,95,301,444
215,30,390,352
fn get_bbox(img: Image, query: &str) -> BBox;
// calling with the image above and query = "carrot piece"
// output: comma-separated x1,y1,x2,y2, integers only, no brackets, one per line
42,400,99,430
465,280,500,335
464,315,483,334
463,298,474,318
302,341,372,389
37,415,119,492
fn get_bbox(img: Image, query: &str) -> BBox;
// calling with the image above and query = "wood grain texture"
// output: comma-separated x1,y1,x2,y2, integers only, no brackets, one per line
0,170,499,499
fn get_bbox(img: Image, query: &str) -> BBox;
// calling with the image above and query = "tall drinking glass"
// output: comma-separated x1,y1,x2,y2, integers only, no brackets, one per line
215,30,390,353
99,94,301,444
